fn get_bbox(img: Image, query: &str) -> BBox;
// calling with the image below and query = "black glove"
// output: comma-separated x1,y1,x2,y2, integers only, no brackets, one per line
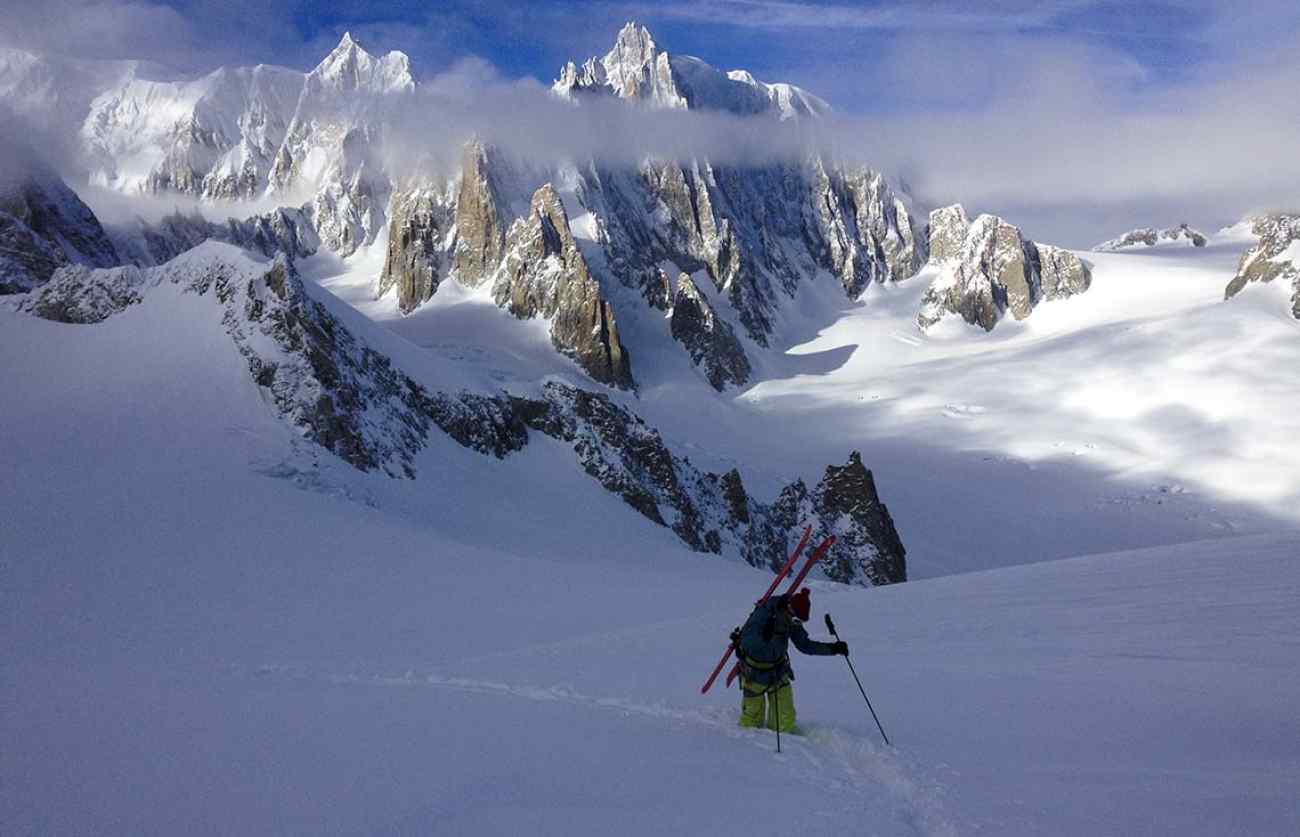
832,641,849,656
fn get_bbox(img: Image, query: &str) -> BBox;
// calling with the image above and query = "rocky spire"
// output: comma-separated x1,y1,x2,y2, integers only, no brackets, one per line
495,183,634,389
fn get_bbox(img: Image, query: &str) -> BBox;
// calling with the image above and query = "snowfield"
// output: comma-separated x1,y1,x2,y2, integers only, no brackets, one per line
3,226,1299,835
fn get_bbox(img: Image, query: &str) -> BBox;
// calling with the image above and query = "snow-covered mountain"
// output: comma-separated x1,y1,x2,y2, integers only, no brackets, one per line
376,25,922,392
4,18,1300,836
0,134,118,293
554,22,829,121
79,61,302,199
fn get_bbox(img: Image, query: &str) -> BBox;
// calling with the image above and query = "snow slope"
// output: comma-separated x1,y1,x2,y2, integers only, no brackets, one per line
3,281,1298,833
6,227,1298,833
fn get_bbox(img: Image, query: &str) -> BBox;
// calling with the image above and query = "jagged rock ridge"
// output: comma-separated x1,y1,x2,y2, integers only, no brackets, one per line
918,205,1091,331
14,243,905,585
1224,214,1300,319
494,184,633,389
109,207,320,268
1096,224,1207,251
384,137,925,389
2,26,928,391
0,137,118,293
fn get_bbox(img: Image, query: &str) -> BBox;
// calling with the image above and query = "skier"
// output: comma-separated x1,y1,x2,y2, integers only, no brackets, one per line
732,586,847,733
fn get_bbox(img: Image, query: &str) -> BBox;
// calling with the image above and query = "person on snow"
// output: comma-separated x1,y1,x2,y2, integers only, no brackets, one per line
732,586,847,733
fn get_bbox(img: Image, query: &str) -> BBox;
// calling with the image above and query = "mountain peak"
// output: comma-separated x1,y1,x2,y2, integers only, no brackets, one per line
612,21,657,55
310,31,413,94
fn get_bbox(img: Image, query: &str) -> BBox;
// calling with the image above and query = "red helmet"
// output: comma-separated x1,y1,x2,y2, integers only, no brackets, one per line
788,587,811,621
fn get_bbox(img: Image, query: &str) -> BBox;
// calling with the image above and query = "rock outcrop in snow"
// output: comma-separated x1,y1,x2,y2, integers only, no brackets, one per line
1224,214,1300,319
669,273,751,391
0,140,118,293
1096,224,1207,251
451,140,508,290
918,208,1091,331
377,182,456,308
495,184,633,388
14,242,904,585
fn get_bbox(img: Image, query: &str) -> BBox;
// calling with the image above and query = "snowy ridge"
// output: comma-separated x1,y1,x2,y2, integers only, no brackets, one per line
12,239,905,584
553,22,827,121
1095,223,1207,251
0,135,119,292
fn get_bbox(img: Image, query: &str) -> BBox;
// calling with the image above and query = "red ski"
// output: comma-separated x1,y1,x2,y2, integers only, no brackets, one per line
723,533,836,689
700,526,812,695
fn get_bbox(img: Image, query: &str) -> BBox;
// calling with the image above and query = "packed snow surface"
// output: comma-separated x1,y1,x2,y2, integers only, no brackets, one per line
4,226,1299,834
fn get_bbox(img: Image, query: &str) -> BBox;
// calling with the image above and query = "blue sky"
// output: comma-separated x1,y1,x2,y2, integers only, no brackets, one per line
3,0,1291,113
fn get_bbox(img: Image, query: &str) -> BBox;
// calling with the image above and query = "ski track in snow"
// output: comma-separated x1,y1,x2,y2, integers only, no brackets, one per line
239,663,958,837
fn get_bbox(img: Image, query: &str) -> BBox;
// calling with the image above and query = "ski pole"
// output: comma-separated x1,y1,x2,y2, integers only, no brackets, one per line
773,684,782,754
824,613,891,746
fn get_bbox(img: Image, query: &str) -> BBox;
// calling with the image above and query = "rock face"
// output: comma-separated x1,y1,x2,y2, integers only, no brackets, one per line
926,204,971,264
452,141,507,288
503,383,906,585
109,207,320,267
378,184,456,310
495,184,633,389
1224,214,1300,319
0,141,118,293
767,452,907,585
380,141,923,389
1096,224,1207,251
4,25,929,388
919,209,1091,331
669,273,751,391
15,243,906,586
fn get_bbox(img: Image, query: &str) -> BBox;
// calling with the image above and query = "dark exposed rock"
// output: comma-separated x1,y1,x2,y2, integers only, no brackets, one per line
378,185,455,311
110,206,320,267
495,183,634,388
504,383,906,585
669,273,751,390
452,140,507,287
1225,214,1300,319
0,141,119,292
919,212,1091,331
16,263,149,323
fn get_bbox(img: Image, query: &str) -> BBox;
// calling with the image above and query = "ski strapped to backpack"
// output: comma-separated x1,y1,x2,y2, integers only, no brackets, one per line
699,526,812,695
723,534,836,690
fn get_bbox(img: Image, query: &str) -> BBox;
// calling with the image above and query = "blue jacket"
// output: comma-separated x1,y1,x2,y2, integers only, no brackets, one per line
736,594,838,687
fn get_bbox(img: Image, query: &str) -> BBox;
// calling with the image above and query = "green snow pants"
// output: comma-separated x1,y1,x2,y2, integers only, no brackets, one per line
739,676,796,733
